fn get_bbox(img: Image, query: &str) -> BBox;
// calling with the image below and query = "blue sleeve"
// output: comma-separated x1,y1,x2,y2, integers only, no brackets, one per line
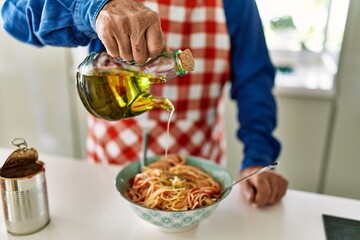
1,0,108,47
223,0,281,170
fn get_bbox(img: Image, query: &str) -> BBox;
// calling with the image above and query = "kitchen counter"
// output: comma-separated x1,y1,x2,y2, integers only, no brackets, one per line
0,148,359,240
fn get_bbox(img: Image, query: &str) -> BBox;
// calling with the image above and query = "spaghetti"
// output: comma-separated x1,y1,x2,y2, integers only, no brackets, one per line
126,154,222,211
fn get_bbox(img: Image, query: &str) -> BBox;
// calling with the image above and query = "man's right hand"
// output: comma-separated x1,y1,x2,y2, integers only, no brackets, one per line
95,0,166,64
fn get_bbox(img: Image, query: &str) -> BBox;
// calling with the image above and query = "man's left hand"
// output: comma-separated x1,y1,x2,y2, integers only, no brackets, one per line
239,166,288,207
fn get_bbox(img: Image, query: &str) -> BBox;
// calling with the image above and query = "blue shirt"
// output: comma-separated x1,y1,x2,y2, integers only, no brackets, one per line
1,0,280,170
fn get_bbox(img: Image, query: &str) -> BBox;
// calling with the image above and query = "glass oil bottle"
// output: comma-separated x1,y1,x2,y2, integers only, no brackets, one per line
76,49,194,121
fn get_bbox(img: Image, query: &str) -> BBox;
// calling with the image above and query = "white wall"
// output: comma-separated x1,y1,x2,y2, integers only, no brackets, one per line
321,0,360,199
0,17,81,158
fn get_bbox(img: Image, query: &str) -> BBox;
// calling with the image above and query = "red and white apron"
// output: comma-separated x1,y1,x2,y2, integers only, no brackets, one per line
86,0,231,167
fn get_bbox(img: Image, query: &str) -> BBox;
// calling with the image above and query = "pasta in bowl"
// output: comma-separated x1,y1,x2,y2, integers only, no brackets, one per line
115,154,232,233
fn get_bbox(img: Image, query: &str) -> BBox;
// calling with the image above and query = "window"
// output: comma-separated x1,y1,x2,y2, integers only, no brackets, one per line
256,0,349,53
256,0,350,91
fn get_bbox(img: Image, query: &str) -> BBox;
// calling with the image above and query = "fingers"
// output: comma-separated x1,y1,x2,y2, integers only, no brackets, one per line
146,17,166,58
267,180,278,205
113,21,133,61
130,33,148,64
95,0,166,63
95,11,120,58
239,167,289,208
252,177,271,207
240,181,255,203
276,176,289,201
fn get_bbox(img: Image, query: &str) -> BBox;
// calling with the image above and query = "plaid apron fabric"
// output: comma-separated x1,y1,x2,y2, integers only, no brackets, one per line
86,0,230,166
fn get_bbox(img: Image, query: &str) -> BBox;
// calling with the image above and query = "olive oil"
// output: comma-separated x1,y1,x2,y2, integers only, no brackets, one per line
76,69,174,121
76,49,194,121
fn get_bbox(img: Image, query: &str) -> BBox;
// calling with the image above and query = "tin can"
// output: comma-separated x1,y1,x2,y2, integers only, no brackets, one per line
0,160,50,235
0,138,50,235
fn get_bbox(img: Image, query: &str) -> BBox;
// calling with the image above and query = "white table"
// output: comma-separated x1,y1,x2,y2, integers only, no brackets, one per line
0,148,359,240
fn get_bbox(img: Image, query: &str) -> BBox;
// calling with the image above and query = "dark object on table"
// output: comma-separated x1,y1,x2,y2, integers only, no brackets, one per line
322,214,360,240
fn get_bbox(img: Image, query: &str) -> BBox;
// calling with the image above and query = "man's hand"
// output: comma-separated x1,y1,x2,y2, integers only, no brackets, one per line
95,0,166,64
239,166,288,207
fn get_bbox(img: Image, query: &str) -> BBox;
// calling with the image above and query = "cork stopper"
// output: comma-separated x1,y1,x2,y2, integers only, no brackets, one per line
178,49,195,72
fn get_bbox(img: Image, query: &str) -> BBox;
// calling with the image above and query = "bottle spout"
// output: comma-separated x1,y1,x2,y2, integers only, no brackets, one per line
130,94,175,115
151,96,175,113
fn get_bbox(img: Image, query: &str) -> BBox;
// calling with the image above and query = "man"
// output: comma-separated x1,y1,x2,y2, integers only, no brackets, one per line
1,0,288,207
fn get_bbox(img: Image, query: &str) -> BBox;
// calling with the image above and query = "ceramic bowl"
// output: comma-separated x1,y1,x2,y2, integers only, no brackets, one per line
115,155,232,233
